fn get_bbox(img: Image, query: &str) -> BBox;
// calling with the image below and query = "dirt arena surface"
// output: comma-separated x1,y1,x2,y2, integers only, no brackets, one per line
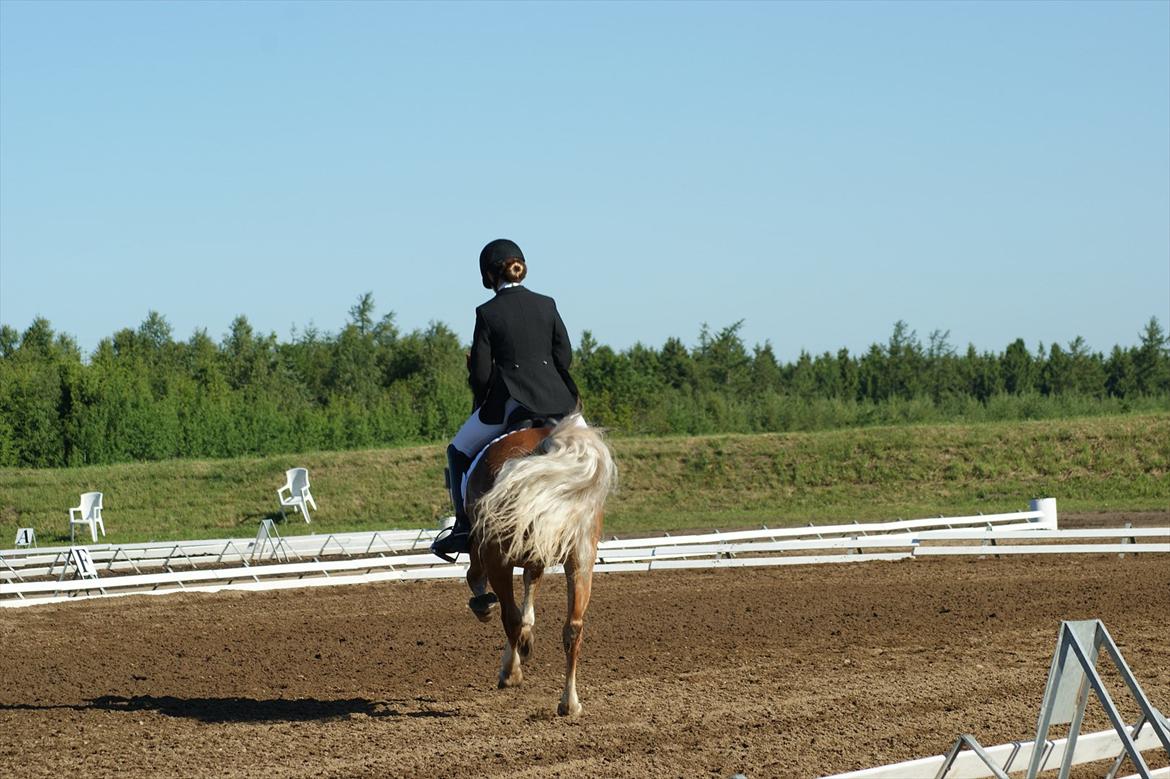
2,517,1168,778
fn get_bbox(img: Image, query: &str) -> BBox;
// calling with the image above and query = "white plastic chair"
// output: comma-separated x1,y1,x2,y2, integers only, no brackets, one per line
69,491,106,543
277,468,317,523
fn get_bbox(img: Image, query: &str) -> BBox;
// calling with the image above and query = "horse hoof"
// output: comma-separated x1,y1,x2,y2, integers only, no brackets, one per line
557,701,582,717
468,593,498,623
498,673,522,689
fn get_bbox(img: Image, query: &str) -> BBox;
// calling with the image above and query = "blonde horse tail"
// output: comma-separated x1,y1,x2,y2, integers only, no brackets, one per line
472,415,617,570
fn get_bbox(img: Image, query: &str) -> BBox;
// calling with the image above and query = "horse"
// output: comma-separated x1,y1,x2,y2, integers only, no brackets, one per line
461,413,617,716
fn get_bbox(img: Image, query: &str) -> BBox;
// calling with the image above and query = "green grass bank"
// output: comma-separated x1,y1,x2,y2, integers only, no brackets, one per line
2,413,1167,546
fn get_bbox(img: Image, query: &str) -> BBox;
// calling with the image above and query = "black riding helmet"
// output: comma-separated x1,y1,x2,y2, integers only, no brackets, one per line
479,238,525,289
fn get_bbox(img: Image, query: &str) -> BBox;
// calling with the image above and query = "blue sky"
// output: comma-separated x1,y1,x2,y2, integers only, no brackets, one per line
1,0,1167,360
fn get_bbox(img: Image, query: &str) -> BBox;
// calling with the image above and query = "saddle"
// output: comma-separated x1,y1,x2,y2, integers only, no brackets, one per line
501,406,566,435
445,409,566,500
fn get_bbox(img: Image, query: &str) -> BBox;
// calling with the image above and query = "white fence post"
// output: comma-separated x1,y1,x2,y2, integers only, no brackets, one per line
1030,497,1058,529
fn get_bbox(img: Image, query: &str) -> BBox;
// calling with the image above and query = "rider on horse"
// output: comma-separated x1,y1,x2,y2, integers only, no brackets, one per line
431,238,581,561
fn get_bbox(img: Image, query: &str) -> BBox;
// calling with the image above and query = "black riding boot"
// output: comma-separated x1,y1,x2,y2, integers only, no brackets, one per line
431,445,473,562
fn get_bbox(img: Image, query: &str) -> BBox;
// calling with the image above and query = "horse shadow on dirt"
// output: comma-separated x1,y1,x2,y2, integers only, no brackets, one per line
1,696,459,724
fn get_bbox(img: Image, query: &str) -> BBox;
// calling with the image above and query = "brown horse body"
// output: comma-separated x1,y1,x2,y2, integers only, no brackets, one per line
461,418,615,716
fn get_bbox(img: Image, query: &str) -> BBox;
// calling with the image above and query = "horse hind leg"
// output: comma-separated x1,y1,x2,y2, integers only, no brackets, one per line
487,563,524,689
558,556,595,717
518,566,543,663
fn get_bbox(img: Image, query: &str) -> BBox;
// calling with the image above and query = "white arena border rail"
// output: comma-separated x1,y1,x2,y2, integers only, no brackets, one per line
1,499,1061,583
823,725,1168,779
2,498,1167,608
0,527,446,581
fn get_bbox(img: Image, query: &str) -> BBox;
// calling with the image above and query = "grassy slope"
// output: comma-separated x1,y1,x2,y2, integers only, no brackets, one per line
1,413,1167,545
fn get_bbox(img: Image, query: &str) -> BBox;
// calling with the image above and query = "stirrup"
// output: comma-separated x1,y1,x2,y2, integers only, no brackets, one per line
430,525,468,564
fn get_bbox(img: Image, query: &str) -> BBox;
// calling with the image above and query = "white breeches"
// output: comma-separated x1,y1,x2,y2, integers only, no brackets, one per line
451,399,522,458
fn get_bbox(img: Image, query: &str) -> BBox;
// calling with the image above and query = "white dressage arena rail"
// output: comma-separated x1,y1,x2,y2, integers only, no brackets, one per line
822,725,1168,779
0,527,445,581
2,497,1167,608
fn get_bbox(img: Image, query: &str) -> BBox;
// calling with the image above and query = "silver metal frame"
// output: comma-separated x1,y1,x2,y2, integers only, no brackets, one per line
251,519,298,562
1026,620,1170,779
934,734,1010,779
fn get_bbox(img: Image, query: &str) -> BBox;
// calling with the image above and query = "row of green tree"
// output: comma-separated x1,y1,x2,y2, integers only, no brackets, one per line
1,294,1167,467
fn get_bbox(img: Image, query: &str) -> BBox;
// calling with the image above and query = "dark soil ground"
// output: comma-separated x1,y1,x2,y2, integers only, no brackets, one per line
1,512,1167,778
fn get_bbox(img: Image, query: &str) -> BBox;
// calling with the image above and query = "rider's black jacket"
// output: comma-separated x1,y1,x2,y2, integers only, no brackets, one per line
468,286,580,424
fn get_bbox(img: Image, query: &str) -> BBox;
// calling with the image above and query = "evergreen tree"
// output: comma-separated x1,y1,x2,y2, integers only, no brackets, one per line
1002,338,1036,394
787,351,816,400
963,344,1002,402
926,329,961,402
658,337,693,390
1066,336,1105,396
750,342,782,393
1041,343,1072,396
837,348,860,401
1105,346,1135,398
885,321,924,400
1133,317,1169,395
695,321,751,396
